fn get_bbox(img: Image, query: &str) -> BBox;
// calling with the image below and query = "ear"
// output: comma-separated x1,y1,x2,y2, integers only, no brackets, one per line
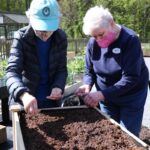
110,20,115,27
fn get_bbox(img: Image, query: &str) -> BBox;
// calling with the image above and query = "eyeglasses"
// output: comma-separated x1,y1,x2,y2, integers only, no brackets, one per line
91,32,105,39
35,30,53,34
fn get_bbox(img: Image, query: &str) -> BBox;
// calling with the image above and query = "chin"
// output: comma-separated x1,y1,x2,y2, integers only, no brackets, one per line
40,38,48,42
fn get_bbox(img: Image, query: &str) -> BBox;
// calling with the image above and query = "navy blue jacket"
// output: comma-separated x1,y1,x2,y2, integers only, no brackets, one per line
84,26,149,101
6,25,68,103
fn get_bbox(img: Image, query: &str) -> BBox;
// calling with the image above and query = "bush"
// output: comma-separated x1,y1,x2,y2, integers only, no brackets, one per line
67,55,84,85
0,59,7,79
0,56,85,85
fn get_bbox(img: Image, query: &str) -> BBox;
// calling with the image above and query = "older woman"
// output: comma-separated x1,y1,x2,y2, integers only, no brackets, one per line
76,6,149,137
6,0,68,115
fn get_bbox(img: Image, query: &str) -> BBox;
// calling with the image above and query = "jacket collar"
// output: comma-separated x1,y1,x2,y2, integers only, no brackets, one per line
23,25,36,40
23,25,58,41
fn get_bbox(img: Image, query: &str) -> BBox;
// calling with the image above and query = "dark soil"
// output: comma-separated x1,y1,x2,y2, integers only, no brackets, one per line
62,95,150,147
20,108,147,150
140,126,150,146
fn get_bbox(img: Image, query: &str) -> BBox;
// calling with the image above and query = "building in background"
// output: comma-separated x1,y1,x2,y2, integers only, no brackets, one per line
0,12,28,40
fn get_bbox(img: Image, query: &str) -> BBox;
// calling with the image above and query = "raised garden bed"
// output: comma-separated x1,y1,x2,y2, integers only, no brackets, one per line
11,106,149,150
10,81,149,150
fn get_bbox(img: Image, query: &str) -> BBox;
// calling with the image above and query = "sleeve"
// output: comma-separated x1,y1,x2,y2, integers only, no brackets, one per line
6,32,30,101
101,35,144,100
51,33,68,93
83,39,96,87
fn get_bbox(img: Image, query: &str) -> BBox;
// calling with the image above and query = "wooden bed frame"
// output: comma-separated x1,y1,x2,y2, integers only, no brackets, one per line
10,81,150,150
10,105,149,150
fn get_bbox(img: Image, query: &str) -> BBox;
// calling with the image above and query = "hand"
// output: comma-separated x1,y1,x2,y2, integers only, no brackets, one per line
84,91,104,107
20,92,38,115
46,88,62,100
75,84,91,97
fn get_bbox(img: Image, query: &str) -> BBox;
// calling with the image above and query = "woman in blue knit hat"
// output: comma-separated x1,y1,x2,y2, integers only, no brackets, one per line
6,0,68,115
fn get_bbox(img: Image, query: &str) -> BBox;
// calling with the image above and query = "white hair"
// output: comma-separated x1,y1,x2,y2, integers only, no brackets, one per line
83,6,113,35
25,10,30,18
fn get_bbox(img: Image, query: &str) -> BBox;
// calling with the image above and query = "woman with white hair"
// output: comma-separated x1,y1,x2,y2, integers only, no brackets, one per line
76,6,149,137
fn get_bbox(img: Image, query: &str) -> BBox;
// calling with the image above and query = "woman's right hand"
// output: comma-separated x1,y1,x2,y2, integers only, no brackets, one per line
75,84,91,97
20,92,38,115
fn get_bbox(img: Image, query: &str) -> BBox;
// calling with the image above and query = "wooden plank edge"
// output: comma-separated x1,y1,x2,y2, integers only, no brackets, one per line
12,112,25,150
38,105,87,111
10,104,24,112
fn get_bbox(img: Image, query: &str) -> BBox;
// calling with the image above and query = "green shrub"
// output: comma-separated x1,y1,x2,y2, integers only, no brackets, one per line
67,55,84,85
142,43,150,51
0,56,85,85
0,59,7,79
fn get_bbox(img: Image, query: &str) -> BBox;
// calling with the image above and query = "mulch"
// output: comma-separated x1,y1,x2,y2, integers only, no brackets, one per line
20,108,148,150
140,126,150,146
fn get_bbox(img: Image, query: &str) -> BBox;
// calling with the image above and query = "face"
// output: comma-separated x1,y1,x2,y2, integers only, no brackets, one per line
34,30,54,41
91,27,110,41
91,24,117,48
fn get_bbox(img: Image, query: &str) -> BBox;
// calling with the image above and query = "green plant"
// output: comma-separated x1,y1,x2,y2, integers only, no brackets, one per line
142,43,150,51
67,55,84,85
0,59,7,79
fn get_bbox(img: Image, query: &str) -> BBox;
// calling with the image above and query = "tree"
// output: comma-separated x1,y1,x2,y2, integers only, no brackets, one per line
59,0,95,38
0,0,31,13
0,0,150,39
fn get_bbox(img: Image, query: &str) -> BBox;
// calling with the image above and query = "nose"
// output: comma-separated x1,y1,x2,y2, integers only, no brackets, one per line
95,35,103,41
41,35,49,41
38,31,46,36
93,33,104,40
35,30,53,41
92,32,104,40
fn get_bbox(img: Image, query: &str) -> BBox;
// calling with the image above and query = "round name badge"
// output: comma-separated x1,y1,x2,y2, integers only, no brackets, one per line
112,48,121,54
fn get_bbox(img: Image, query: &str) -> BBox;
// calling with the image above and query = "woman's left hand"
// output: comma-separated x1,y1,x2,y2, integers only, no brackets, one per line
84,91,104,107
46,88,62,100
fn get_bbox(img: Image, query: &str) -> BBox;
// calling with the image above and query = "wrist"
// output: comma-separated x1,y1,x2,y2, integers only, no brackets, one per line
20,92,30,101
98,91,105,100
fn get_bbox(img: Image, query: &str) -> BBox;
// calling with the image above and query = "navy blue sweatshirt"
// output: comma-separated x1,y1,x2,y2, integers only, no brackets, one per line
84,26,149,101
35,37,51,102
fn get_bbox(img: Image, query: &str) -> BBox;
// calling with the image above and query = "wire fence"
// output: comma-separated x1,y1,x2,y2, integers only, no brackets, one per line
0,39,12,60
0,38,150,59
0,38,89,59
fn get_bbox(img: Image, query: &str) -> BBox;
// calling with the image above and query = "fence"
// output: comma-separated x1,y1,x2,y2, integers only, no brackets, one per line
0,39,12,60
68,38,88,54
0,38,150,78
0,38,150,60
0,38,89,59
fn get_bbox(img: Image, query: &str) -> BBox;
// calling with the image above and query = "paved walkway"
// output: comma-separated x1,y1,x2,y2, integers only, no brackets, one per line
0,100,2,122
142,57,150,128
142,88,150,128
